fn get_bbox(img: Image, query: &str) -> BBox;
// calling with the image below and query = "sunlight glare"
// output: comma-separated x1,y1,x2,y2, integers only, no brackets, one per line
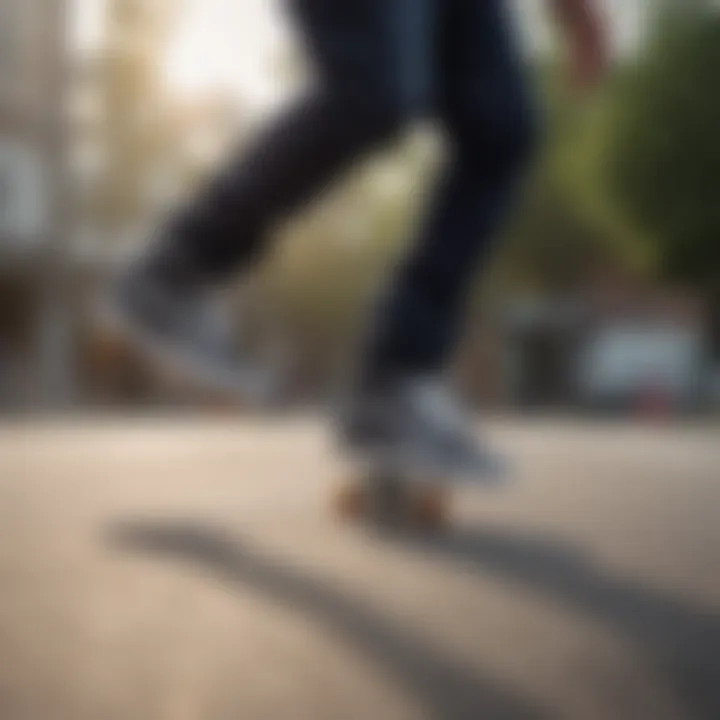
161,0,286,106
163,5,237,96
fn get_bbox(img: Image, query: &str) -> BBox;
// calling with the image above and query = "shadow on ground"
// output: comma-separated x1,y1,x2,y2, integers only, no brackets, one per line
106,519,549,720
394,527,720,720
106,518,720,720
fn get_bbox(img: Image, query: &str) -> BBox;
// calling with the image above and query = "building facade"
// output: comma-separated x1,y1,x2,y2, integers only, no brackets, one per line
0,0,71,409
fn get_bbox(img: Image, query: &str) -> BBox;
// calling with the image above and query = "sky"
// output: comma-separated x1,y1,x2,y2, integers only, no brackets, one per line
73,0,648,107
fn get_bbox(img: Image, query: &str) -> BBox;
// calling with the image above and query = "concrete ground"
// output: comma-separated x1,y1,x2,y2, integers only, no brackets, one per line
0,416,718,720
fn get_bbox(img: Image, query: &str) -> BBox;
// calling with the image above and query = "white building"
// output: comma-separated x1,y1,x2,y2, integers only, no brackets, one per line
0,0,71,409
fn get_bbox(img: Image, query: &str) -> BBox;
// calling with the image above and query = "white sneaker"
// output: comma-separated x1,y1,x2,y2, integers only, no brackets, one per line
341,376,508,482
107,257,279,404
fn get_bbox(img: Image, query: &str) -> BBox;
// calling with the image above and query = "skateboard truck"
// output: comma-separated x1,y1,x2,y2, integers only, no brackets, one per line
334,467,451,531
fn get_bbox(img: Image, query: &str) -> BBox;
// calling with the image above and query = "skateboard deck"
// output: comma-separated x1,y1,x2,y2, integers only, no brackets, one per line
334,456,506,530
335,470,452,530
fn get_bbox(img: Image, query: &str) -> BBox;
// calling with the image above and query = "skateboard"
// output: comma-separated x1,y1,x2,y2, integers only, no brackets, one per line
334,455,506,531
335,470,451,530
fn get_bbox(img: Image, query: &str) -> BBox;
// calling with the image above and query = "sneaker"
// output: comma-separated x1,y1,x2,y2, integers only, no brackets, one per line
341,375,507,482
104,251,279,404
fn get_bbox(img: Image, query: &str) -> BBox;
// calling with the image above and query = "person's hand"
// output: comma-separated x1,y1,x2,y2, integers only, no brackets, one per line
568,21,608,93
553,0,609,93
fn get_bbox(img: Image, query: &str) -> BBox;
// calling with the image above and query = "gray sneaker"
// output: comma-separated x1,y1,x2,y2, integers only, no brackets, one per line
105,255,278,404
341,376,508,483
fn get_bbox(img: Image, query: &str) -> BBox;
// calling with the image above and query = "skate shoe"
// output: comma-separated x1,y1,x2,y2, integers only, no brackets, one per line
104,250,278,404
341,375,508,483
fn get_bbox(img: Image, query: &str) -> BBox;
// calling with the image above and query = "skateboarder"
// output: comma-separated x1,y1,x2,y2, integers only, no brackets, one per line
115,0,607,475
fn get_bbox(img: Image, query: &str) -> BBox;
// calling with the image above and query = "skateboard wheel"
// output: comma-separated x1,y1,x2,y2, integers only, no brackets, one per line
334,482,368,519
409,486,450,530
333,477,451,530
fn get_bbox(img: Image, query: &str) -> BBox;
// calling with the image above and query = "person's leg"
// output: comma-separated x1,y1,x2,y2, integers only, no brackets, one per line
111,0,436,396
154,0,436,283
341,0,537,474
360,0,537,386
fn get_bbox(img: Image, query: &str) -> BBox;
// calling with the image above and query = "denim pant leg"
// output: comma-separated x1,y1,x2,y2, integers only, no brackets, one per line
165,0,435,280
362,0,538,383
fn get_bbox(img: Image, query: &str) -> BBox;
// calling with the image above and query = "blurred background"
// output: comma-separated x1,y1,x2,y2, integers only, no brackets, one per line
0,0,718,414
0,4,719,720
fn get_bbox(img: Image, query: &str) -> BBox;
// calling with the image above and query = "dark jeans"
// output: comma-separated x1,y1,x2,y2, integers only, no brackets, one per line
166,0,537,383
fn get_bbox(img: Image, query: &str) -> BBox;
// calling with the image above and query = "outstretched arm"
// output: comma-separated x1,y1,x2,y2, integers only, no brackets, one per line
551,0,609,91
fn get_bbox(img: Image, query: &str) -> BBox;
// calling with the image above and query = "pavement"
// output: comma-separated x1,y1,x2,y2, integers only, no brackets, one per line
0,416,718,720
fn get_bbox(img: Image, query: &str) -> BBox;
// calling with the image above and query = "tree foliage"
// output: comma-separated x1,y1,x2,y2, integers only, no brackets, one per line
604,3,720,289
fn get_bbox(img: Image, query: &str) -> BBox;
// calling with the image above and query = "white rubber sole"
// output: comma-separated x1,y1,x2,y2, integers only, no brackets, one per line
344,441,511,488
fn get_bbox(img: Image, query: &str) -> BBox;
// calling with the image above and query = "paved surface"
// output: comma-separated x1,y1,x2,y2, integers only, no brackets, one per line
0,417,718,720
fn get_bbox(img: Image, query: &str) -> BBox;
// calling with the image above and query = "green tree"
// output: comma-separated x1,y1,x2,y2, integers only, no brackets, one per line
491,64,648,297
604,3,720,290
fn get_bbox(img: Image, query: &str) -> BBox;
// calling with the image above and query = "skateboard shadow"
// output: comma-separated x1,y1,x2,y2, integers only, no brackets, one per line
105,518,549,720
393,527,720,720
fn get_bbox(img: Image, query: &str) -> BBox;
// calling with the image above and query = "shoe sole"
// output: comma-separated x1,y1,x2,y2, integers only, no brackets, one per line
342,439,511,487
